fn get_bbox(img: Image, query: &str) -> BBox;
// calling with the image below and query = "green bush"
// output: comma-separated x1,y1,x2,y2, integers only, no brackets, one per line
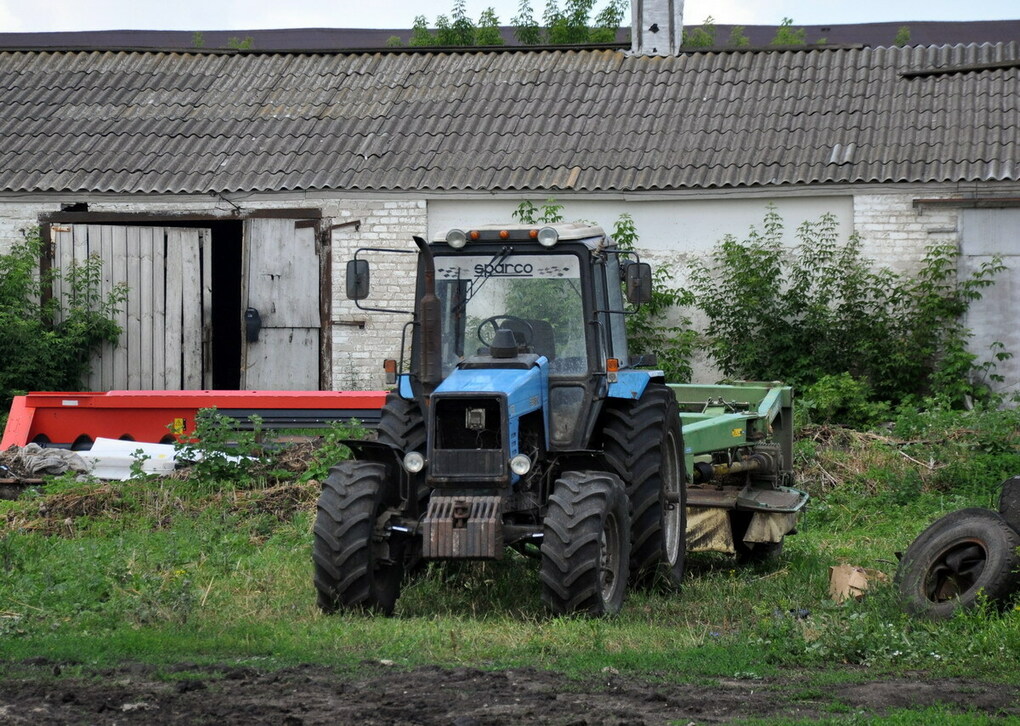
612,214,696,382
173,408,266,485
799,373,890,429
690,207,1006,407
0,228,125,407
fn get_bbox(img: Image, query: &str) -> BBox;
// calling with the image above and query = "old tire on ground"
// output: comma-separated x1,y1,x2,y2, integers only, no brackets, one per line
895,507,1020,619
730,511,784,565
602,382,686,588
313,461,404,615
540,470,631,616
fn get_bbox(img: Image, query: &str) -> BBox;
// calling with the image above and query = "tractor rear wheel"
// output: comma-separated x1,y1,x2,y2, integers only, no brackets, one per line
313,461,404,615
602,383,686,588
540,470,631,616
376,392,426,455
895,507,1020,619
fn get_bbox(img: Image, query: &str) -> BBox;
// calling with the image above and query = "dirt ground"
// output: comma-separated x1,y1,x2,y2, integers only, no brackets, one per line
1,660,1017,725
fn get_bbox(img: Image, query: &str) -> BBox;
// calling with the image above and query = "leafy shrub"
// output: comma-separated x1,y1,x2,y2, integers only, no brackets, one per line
612,214,696,382
798,373,890,429
0,228,126,407
302,419,368,482
173,408,265,485
690,207,1006,408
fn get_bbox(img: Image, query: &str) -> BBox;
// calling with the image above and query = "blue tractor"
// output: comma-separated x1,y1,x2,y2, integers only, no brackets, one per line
313,222,802,616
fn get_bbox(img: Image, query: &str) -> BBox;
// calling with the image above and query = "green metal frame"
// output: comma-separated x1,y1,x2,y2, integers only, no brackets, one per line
668,382,795,480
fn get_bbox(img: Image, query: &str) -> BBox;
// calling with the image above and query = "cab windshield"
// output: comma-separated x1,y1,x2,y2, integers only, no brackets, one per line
434,251,587,376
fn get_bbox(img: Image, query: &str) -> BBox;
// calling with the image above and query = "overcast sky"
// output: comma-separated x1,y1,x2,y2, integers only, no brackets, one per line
0,0,1016,33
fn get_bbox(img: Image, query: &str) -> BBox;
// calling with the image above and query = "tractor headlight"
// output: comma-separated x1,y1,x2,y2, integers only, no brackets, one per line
403,451,426,473
510,454,532,476
446,229,468,249
537,226,559,248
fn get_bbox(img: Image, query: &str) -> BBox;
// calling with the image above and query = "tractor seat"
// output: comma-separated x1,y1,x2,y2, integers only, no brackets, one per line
501,318,557,362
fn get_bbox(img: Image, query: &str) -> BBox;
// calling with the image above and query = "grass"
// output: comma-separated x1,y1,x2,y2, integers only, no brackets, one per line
735,705,1014,725
2,414,1020,696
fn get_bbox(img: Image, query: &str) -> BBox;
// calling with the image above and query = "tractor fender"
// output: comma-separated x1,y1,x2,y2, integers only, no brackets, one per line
607,370,664,400
342,439,405,470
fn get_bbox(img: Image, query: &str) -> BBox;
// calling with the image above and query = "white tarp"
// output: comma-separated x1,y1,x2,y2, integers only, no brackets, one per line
76,438,177,481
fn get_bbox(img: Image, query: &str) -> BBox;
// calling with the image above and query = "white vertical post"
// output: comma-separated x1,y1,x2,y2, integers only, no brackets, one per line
631,0,684,56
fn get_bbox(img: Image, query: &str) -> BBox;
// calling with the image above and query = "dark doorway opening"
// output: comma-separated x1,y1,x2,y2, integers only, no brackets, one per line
169,220,243,389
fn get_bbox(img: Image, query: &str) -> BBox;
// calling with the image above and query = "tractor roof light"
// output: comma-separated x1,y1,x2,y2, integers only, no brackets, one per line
537,226,559,248
446,229,468,249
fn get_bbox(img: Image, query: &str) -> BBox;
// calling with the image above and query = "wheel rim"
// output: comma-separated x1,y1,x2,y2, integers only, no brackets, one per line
662,429,683,565
599,512,621,602
923,538,987,602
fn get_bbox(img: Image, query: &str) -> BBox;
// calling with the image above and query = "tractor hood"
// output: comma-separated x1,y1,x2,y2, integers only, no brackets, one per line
434,356,550,423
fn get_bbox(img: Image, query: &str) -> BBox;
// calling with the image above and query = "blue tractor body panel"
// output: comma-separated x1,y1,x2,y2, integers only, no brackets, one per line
434,357,551,458
607,370,660,400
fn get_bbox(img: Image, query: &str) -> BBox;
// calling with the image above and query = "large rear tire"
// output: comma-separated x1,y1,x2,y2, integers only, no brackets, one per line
540,471,631,616
375,392,426,455
895,507,1020,619
313,461,404,615
602,382,686,588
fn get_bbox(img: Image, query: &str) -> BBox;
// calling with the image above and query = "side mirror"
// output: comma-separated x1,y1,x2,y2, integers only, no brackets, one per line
624,262,653,305
346,259,370,300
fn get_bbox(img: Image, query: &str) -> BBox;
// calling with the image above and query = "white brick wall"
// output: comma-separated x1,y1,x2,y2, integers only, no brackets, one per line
326,199,427,390
853,193,961,273
0,202,62,250
0,186,1010,392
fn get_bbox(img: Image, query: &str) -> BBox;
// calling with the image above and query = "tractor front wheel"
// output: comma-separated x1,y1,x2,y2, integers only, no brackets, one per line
540,470,631,616
313,461,404,615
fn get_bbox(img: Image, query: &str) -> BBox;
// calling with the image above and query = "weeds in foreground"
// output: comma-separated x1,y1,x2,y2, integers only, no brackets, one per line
1,409,1019,683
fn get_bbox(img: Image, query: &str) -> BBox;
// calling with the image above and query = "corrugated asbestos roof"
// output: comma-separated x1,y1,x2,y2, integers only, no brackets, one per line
0,43,1017,195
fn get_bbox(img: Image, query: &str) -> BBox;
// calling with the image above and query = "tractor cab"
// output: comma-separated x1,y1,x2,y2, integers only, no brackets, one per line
419,223,650,450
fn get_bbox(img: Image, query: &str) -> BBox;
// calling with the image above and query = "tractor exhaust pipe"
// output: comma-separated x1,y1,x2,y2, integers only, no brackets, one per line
413,236,443,388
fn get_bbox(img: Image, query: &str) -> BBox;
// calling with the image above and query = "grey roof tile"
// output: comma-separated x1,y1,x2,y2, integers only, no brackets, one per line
0,43,1018,194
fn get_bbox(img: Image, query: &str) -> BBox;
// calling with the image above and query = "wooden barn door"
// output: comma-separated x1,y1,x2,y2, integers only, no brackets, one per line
239,218,320,390
50,224,212,391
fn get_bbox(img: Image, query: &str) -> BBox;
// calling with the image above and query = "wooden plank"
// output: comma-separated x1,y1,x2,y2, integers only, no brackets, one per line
243,329,319,390
240,219,253,390
51,225,71,319
73,223,89,265
77,224,106,391
165,228,184,389
200,229,213,389
180,228,202,389
125,227,142,389
111,225,129,390
99,225,116,392
139,227,155,390
152,228,166,389
247,218,319,327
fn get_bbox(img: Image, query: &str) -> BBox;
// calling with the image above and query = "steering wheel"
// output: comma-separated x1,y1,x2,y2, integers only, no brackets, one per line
477,315,534,348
